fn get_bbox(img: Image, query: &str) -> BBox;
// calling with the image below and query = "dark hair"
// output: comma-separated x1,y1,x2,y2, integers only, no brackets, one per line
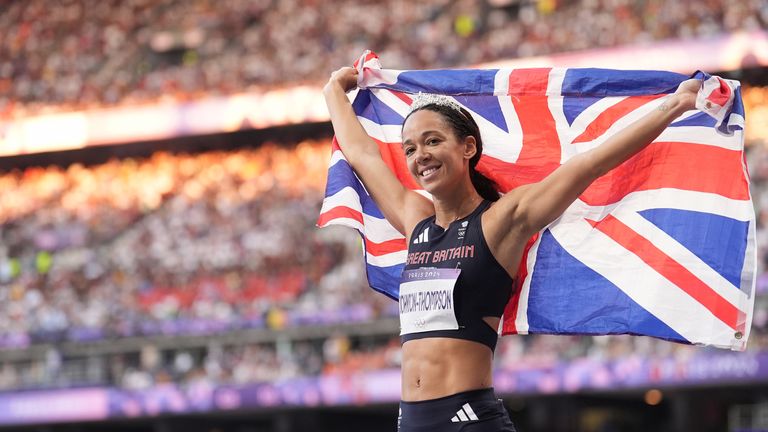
403,104,500,202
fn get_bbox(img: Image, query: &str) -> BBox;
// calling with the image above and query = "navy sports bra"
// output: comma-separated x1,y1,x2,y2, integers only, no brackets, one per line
400,200,514,351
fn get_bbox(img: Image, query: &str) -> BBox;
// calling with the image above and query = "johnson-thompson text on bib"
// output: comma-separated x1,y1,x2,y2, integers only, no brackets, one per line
399,268,461,335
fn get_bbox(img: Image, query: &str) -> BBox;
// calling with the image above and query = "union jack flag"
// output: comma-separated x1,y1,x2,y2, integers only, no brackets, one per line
318,51,754,351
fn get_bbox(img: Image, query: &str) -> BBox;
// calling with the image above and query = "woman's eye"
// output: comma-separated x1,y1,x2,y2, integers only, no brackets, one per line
405,147,414,156
427,138,439,145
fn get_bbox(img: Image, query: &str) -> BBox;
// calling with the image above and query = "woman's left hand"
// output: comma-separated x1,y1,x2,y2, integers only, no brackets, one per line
673,78,701,112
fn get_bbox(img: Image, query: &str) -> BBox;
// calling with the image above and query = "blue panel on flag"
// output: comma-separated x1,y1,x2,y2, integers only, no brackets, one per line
454,95,508,132
352,90,375,122
527,231,685,341
326,159,386,219
353,91,404,125
639,209,749,289
562,96,603,126
369,93,405,125
732,87,745,117
562,69,687,97
670,112,717,128
394,69,498,95
365,260,403,300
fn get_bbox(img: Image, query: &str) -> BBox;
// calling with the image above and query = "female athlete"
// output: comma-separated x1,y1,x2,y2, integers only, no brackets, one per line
324,66,700,432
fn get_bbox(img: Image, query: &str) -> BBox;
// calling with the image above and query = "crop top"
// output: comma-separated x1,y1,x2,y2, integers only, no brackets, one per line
399,200,514,351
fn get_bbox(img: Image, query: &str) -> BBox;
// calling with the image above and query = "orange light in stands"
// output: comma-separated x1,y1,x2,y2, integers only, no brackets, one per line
644,389,663,406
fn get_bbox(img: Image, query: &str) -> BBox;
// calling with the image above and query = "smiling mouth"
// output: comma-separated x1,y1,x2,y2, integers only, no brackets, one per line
420,167,439,177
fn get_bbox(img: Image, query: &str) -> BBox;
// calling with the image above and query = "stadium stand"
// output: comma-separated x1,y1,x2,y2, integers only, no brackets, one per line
1,0,766,118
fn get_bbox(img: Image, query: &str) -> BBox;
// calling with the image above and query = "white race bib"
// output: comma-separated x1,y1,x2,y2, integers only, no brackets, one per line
399,268,460,335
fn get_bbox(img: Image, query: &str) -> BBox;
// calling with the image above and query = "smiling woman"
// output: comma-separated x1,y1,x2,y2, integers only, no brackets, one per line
323,66,700,432
401,97,501,206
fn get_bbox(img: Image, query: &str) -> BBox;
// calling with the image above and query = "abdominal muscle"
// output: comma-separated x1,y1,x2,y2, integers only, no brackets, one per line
400,317,499,401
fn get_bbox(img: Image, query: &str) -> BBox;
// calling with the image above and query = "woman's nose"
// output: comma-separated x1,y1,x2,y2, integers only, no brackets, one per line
414,147,431,163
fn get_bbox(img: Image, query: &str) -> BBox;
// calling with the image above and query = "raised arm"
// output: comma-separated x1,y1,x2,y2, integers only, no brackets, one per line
323,67,433,236
484,79,701,270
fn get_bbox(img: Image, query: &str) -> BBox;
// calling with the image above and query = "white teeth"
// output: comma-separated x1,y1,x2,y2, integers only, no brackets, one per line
421,167,437,176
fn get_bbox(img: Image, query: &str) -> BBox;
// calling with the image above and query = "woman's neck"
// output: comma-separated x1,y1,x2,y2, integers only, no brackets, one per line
432,184,484,229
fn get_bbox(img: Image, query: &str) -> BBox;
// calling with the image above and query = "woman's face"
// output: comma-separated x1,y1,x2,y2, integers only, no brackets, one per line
401,109,476,194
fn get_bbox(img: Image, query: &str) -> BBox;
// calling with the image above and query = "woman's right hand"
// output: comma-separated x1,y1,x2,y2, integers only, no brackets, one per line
325,67,359,93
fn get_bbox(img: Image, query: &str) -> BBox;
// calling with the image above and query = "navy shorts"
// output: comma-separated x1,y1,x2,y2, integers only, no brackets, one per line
398,388,517,432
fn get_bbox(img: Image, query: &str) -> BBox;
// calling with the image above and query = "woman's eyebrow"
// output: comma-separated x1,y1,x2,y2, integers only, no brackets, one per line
402,130,442,146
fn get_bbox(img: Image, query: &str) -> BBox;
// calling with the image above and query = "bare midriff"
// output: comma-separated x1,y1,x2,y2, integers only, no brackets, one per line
401,318,499,401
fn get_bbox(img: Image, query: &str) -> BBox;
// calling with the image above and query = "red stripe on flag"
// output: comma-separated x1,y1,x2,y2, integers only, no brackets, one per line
354,51,379,68
502,233,539,335
581,141,749,205
390,90,413,105
493,69,561,192
508,69,551,95
586,215,741,330
707,77,731,107
479,140,747,202
572,95,664,144
373,137,421,190
477,155,560,193
365,238,407,257
317,206,363,227
365,51,378,63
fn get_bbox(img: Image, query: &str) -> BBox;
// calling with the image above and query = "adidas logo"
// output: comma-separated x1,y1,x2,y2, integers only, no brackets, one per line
412,227,430,244
451,403,479,423
461,221,468,227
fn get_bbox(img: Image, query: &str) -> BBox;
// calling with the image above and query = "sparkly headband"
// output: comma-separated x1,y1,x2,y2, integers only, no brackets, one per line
408,92,465,115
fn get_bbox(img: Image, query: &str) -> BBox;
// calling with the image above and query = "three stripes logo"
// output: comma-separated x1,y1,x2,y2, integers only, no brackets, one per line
450,403,479,423
412,227,430,244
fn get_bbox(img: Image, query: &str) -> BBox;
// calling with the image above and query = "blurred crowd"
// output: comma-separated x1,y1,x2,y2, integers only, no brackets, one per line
0,130,766,391
0,140,393,350
1,0,765,119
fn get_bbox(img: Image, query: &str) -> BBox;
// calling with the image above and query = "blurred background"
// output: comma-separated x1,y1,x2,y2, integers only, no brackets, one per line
0,0,767,431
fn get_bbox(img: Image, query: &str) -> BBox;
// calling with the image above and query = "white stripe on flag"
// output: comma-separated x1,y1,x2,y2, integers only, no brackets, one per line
550,218,739,348
493,68,512,96
564,96,630,147
320,187,405,242
494,95,525,164
553,189,753,232
655,126,743,151
465,102,522,163
514,186,754,340
366,250,408,268
564,97,666,154
358,117,404,143
319,216,363,231
329,150,347,168
514,232,543,334
615,210,749,307
728,112,745,129
619,189,753,222
371,88,411,118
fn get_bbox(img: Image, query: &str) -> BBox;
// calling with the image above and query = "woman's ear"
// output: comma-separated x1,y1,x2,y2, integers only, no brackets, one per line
463,136,477,161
